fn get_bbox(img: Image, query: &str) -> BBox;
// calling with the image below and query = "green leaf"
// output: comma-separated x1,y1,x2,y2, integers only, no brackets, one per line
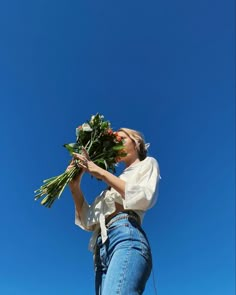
112,145,124,150
118,152,127,157
63,143,81,154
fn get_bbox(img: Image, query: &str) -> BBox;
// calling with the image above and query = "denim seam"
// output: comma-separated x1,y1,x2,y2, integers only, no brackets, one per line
137,228,152,262
115,223,133,294
116,246,132,295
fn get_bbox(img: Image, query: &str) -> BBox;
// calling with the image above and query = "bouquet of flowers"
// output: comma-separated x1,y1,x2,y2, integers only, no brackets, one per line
34,113,126,208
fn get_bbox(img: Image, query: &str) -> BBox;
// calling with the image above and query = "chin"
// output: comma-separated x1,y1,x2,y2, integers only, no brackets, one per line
117,154,128,163
116,157,125,163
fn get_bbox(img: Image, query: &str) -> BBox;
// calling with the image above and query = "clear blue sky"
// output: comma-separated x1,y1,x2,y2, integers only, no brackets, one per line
0,0,235,294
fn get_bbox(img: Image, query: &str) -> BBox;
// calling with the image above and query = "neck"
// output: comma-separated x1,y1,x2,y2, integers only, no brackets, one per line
124,156,140,168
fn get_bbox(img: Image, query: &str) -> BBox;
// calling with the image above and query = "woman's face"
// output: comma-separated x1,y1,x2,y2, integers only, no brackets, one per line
117,131,137,162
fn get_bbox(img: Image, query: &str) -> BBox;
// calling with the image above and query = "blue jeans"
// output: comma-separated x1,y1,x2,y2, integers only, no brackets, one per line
94,212,152,295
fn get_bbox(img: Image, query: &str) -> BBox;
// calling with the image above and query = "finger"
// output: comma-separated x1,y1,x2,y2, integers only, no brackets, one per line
72,152,79,159
81,147,90,160
66,164,74,172
80,163,88,170
73,153,88,165
75,160,87,170
72,153,82,163
73,152,84,160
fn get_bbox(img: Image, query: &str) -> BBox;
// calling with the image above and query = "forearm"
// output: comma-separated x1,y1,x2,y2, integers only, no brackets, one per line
70,187,85,215
71,152,126,198
101,170,126,198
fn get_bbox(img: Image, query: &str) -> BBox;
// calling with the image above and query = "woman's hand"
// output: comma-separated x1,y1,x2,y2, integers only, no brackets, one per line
66,159,85,191
72,148,126,197
72,148,105,180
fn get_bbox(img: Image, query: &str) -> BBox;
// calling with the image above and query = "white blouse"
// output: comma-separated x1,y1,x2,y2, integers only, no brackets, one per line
74,156,161,251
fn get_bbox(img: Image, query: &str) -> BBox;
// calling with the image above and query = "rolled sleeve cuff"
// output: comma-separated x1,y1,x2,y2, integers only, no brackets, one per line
123,184,157,211
75,201,94,231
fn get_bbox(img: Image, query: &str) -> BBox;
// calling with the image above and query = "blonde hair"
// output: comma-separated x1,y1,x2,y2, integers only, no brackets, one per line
118,128,148,160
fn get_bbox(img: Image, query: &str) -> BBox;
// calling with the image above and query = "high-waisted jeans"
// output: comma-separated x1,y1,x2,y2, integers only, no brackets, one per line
94,212,152,295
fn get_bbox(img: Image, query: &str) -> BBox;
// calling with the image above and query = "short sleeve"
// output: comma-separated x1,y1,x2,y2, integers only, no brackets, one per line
123,157,160,211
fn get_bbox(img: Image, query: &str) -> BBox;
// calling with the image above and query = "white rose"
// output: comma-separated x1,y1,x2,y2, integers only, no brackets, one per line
82,123,93,132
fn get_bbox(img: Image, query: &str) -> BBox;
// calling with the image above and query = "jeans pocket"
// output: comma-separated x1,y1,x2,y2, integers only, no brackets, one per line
107,222,132,253
107,221,130,232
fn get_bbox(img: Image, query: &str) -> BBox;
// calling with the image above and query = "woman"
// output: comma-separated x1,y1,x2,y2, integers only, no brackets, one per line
68,128,160,295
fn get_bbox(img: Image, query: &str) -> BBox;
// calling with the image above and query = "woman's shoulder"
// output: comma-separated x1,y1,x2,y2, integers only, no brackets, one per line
142,156,159,167
120,156,159,176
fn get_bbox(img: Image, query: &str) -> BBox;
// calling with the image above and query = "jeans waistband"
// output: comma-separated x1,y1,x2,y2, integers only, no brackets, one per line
105,210,140,228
